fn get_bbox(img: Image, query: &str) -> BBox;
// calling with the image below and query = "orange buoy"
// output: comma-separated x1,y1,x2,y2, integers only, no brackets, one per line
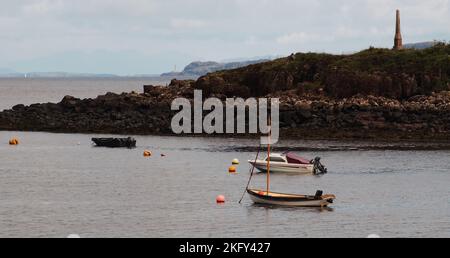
216,195,226,204
228,166,237,173
143,150,152,157
9,138,19,145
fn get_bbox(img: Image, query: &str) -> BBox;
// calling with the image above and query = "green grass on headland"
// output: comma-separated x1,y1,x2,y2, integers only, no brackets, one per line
196,43,450,99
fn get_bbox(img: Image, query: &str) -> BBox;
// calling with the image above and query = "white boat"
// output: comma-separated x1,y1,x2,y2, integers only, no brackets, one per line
247,189,335,207
248,152,327,175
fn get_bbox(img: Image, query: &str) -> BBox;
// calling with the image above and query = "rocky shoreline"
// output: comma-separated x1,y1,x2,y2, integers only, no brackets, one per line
1,79,450,141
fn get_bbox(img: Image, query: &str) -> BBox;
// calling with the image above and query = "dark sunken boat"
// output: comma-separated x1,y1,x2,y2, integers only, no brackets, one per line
92,137,136,148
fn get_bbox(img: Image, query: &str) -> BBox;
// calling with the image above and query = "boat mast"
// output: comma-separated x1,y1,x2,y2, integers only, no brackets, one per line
266,117,271,195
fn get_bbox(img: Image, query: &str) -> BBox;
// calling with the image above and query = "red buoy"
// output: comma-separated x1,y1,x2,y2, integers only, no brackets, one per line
228,166,237,173
216,195,226,204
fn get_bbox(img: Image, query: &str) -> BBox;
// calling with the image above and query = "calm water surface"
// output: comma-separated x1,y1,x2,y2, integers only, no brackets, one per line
0,78,169,111
0,132,449,238
0,79,449,238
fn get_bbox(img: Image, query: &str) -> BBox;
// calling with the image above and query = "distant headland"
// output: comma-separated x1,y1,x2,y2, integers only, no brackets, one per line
0,59,273,79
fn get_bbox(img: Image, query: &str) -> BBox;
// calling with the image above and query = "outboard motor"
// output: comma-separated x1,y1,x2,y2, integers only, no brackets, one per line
314,190,323,199
311,157,328,175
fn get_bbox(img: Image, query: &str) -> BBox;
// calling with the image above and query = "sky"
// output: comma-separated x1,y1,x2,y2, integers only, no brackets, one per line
0,0,449,75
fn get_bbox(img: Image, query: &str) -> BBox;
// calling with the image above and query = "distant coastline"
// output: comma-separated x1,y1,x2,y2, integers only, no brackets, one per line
0,58,272,79
0,72,196,80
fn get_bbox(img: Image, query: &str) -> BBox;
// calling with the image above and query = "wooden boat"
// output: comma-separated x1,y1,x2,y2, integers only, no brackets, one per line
243,119,335,208
248,152,327,175
92,137,136,148
247,189,335,207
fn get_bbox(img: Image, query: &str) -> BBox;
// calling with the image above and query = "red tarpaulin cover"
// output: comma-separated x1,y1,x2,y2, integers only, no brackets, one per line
286,152,311,164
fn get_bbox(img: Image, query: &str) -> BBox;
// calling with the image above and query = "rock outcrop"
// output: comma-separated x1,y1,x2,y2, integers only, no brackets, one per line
0,80,194,135
1,80,450,140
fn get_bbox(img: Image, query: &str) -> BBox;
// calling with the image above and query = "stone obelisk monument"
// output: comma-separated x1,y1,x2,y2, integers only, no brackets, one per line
393,10,403,50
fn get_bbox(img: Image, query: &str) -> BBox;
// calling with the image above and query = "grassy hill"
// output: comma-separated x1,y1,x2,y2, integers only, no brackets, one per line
194,43,450,99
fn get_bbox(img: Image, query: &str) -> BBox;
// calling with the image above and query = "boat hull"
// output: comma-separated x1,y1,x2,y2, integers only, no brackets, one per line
247,189,334,207
92,138,136,148
249,161,314,174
